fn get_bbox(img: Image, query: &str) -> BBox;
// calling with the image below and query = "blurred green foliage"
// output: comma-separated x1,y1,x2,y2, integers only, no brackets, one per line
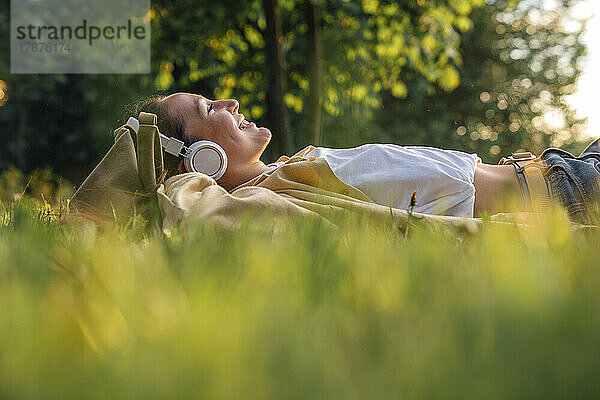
0,167,74,204
0,0,590,181
147,0,487,156
2,201,600,399
371,0,589,162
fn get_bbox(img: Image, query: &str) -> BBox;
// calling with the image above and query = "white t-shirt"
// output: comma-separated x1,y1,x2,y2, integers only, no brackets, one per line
302,144,480,217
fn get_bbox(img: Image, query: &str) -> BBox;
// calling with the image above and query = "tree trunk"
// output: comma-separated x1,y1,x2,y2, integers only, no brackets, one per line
16,88,27,171
262,0,293,155
305,0,323,145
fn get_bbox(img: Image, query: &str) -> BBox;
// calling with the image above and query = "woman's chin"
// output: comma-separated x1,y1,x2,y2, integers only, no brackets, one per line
241,123,271,138
256,126,272,138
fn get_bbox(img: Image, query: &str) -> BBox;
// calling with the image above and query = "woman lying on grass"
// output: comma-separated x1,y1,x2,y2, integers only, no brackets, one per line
132,92,600,225
132,92,600,224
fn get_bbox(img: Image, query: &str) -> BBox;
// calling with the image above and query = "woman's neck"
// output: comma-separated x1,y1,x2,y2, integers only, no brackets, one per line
218,161,269,192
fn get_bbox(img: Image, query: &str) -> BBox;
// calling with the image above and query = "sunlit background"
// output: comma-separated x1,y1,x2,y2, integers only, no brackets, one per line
567,0,600,138
0,0,599,185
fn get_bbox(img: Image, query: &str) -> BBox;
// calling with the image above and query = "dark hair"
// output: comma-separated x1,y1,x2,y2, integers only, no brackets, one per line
129,95,192,145
126,95,193,177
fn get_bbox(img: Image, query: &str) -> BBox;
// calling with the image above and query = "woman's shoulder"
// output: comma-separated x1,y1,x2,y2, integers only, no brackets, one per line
290,145,318,158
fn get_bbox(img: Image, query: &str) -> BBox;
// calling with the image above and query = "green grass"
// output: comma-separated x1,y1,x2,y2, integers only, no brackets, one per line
1,201,600,399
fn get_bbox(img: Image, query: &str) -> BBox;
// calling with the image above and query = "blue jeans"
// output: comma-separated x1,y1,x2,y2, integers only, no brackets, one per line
540,140,600,224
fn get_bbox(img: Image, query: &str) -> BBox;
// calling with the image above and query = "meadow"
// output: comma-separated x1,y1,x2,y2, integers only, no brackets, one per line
1,196,600,400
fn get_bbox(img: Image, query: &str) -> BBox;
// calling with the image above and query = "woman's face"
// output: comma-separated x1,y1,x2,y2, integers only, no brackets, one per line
159,92,271,165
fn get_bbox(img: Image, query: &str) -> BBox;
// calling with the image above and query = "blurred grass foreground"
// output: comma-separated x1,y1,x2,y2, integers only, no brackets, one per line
1,197,600,399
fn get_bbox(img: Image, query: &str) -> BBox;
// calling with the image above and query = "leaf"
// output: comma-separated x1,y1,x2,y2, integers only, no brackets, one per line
391,82,408,98
438,65,460,91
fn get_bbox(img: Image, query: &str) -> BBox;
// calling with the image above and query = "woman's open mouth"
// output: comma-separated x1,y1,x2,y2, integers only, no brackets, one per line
239,119,255,130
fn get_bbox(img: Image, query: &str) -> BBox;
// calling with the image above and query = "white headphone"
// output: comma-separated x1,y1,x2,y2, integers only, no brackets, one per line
126,116,228,180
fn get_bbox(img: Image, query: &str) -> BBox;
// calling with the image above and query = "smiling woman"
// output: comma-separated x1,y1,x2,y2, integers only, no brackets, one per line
127,92,600,223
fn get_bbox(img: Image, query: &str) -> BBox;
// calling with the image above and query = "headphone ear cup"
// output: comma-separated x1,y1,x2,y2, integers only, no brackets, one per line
183,141,228,180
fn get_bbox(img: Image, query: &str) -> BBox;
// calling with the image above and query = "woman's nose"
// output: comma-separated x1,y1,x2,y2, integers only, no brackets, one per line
214,99,239,114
